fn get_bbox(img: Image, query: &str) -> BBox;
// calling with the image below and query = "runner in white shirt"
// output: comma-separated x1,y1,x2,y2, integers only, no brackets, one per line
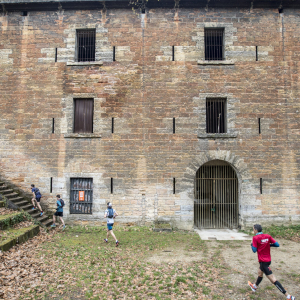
104,202,119,247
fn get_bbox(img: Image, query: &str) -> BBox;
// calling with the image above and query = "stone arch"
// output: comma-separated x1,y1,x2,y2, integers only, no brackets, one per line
181,150,254,228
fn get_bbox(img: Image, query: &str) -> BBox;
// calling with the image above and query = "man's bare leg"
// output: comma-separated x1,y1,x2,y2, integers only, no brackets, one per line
109,230,117,242
59,217,65,226
36,202,42,212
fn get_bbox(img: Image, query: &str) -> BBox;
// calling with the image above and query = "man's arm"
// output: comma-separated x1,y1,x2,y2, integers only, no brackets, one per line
270,242,280,247
251,243,257,253
114,211,118,218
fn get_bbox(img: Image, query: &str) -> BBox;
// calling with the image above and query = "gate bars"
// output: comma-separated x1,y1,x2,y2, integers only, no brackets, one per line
70,178,93,214
194,164,238,229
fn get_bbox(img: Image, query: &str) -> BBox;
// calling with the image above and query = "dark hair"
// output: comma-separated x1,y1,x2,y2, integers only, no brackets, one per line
253,224,262,232
31,184,35,187
56,194,60,198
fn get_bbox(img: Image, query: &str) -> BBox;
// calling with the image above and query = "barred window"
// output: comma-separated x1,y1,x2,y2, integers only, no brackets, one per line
70,178,93,214
74,99,94,133
205,28,224,61
76,29,96,62
206,98,226,133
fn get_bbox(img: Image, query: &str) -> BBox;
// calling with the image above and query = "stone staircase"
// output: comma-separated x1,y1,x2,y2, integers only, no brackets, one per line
0,181,52,227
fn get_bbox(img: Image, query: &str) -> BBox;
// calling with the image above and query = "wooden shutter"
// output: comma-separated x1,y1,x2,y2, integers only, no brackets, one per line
74,99,94,133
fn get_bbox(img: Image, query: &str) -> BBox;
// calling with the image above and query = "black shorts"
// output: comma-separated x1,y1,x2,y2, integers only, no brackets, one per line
54,211,63,217
36,197,41,203
259,261,272,275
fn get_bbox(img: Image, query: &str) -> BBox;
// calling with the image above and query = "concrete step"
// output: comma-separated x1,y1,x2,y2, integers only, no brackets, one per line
11,200,29,207
9,197,25,203
0,185,8,191
42,218,53,227
19,204,33,211
36,214,50,223
5,193,19,199
0,201,6,208
23,207,39,215
1,189,14,195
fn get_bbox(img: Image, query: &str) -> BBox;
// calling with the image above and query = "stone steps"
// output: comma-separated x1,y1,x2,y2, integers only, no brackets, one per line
0,181,52,228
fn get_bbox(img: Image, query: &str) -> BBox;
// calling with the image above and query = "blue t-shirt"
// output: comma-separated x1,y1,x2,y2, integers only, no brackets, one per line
32,187,41,198
56,199,63,212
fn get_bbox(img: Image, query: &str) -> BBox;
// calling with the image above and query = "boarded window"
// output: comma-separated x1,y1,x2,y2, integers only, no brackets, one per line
205,28,224,61
76,29,96,62
74,99,94,133
206,98,226,133
70,178,93,214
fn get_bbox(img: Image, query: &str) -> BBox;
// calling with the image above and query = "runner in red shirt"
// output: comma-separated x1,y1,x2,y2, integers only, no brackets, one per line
248,224,295,300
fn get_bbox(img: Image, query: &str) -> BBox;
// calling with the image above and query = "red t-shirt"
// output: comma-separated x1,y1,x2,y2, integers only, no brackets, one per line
252,233,276,262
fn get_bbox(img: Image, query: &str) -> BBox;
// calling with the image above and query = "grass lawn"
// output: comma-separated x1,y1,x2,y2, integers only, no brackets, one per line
3,224,299,299
23,225,224,300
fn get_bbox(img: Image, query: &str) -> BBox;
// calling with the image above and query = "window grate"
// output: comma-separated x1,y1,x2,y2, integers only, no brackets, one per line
205,29,224,61
76,29,96,62
206,98,226,133
70,178,93,214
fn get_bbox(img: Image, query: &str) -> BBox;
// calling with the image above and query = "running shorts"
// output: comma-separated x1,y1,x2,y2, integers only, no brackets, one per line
259,261,272,275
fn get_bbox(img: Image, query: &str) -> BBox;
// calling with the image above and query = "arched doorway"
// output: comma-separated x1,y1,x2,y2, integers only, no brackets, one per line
194,160,238,229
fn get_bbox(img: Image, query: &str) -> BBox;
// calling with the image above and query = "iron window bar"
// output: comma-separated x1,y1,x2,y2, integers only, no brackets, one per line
70,178,93,214
76,29,96,62
206,98,226,133
205,28,224,61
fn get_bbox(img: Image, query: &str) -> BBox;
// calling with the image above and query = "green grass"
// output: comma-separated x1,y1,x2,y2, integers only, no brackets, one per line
243,224,300,241
19,225,220,299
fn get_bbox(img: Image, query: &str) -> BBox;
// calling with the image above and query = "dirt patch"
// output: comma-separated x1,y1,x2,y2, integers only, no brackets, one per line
217,239,300,299
147,248,205,264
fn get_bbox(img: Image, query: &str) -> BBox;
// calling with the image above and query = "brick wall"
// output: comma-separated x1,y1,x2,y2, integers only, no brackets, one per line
0,6,300,229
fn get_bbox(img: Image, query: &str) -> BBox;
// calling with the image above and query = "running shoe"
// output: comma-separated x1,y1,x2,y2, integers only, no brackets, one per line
50,224,56,228
40,212,43,217
62,225,66,231
287,296,295,300
104,239,108,243
32,207,35,210
116,241,119,247
248,281,257,292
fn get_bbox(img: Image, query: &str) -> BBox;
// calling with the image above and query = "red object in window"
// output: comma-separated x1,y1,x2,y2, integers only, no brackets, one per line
79,191,85,201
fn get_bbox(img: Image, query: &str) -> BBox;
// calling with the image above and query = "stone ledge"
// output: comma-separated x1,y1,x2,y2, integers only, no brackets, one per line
197,60,235,65
66,61,103,66
198,133,238,139
64,133,102,139
0,225,40,252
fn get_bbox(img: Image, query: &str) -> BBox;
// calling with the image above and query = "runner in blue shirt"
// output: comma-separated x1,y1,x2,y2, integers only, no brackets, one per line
104,202,119,246
30,184,43,217
50,195,66,230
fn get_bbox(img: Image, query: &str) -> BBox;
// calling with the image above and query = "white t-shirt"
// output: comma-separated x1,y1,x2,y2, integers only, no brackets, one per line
105,208,116,224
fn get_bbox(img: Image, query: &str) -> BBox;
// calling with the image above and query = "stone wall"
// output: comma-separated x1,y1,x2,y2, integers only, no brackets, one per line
0,6,300,229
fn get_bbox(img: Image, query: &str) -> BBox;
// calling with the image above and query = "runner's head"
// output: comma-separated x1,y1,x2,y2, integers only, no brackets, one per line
31,184,35,188
56,194,60,199
253,224,262,233
107,202,112,208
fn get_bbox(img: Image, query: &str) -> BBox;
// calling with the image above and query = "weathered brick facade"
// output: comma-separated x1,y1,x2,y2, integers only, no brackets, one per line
0,0,300,229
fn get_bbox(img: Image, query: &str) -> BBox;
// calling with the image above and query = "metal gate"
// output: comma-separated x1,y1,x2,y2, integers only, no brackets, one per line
70,178,93,214
194,161,238,229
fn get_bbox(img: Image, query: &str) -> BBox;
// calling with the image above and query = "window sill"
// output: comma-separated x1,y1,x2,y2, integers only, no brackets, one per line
198,133,237,139
197,60,235,65
64,133,101,139
66,61,103,66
